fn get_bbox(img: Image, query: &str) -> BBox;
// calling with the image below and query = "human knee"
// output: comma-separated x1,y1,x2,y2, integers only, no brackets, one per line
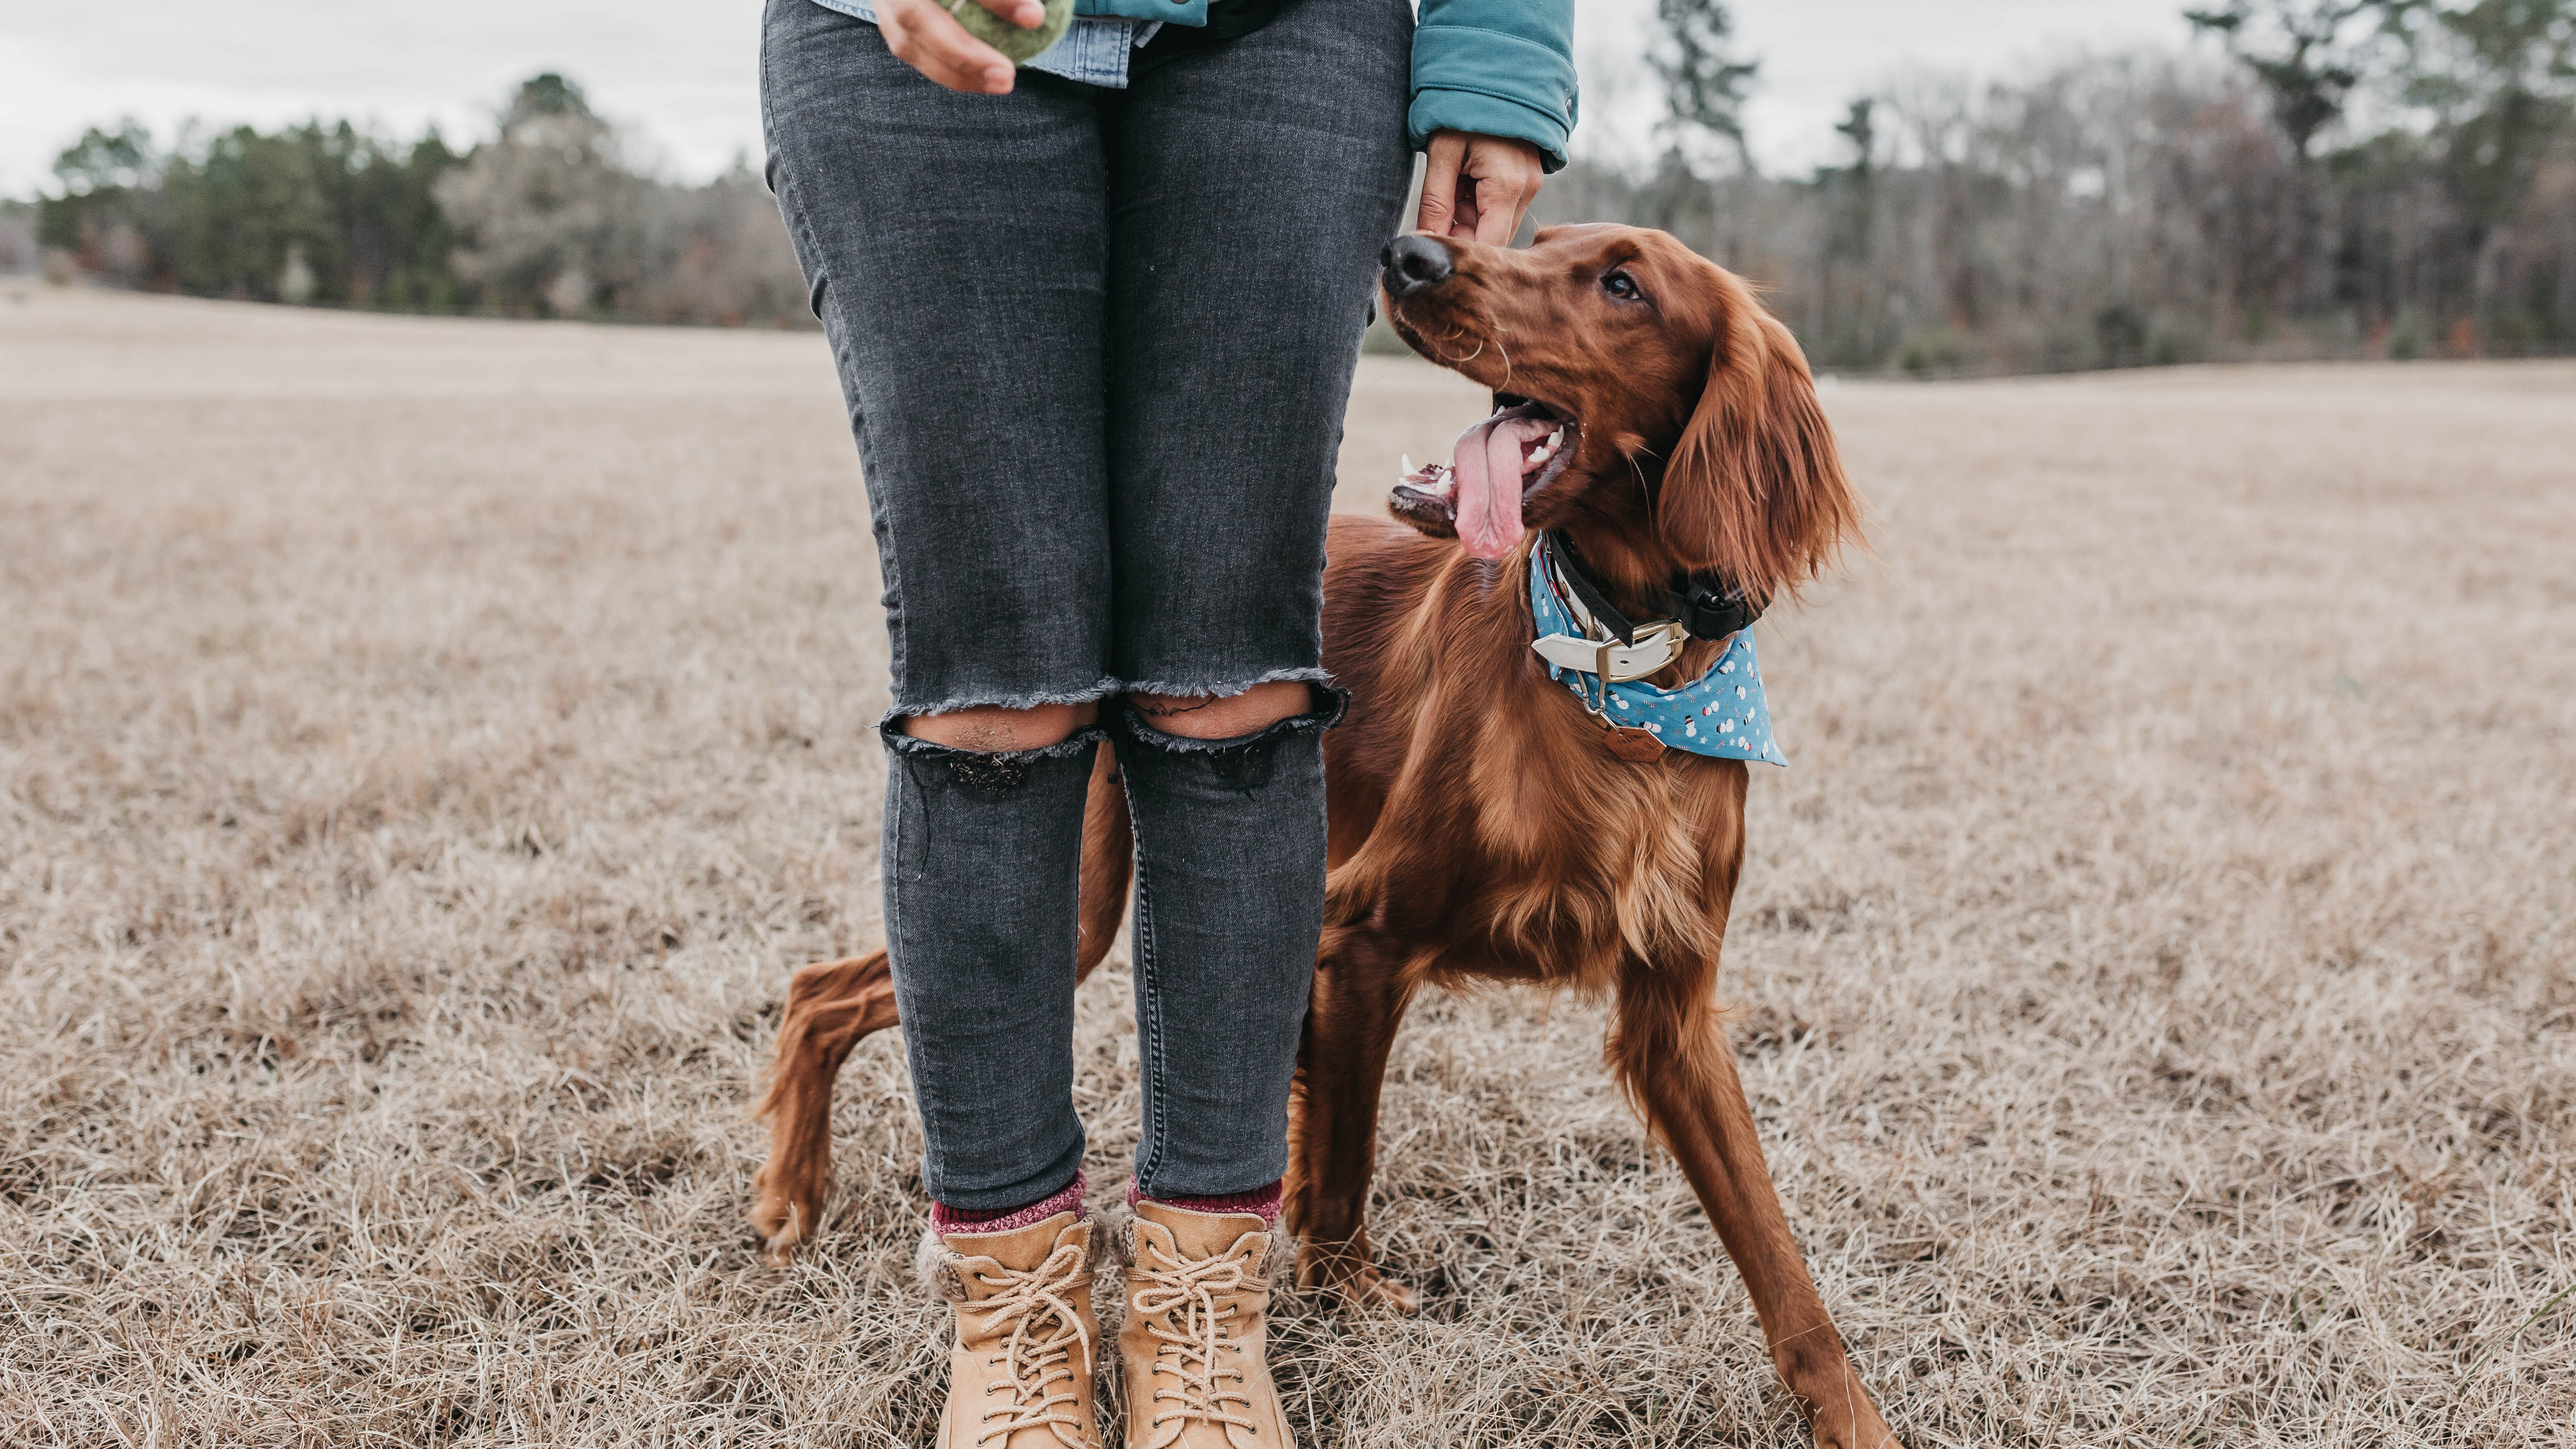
900,699,1099,752
1128,680,1312,741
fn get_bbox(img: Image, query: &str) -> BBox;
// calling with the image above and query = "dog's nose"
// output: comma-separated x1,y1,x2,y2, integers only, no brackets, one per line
1380,234,1454,297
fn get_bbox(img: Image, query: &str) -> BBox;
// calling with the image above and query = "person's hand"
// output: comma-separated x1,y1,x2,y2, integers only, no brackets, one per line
876,0,1042,95
1417,131,1545,246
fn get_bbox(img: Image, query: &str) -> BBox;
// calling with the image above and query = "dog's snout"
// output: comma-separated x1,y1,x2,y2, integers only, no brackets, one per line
1380,235,1454,297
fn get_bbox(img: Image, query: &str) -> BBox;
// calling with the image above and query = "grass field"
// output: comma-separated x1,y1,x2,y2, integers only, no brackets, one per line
3,284,2571,1447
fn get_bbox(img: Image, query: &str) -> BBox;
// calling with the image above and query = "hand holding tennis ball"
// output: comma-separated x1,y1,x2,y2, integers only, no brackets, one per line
947,0,1074,61
876,0,1074,94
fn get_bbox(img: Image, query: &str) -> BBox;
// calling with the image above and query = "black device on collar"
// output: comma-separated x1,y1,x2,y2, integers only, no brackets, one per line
1543,531,1763,646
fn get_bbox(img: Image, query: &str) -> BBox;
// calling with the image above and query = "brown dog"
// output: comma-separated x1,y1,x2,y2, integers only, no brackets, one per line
750,225,1894,1446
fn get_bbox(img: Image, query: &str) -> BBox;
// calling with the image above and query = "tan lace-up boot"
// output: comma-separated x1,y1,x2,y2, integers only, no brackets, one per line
918,1211,1106,1449
1113,1200,1294,1449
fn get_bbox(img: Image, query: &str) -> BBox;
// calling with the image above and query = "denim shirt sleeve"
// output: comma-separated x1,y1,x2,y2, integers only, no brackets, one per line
1408,0,1577,172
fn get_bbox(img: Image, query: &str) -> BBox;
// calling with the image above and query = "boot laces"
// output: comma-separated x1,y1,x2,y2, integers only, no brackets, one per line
967,1241,1094,1448
1133,1236,1265,1439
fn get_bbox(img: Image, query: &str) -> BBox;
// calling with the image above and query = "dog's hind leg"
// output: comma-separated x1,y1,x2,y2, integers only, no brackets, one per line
1608,961,1900,1449
1284,925,1420,1313
748,742,1132,1266
749,950,900,1264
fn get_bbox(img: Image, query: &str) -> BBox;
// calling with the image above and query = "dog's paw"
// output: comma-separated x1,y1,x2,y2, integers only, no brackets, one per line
1296,1247,1420,1315
1344,1265,1420,1315
1807,1394,1901,1449
747,1161,822,1267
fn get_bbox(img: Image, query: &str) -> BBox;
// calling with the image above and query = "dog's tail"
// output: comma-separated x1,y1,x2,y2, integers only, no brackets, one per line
748,740,1133,1262
1071,740,1137,979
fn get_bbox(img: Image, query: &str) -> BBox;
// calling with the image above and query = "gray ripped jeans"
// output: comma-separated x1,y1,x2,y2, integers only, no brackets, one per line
760,0,1413,1209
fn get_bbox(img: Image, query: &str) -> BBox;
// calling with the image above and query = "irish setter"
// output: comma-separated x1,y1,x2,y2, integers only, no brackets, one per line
749,225,1895,1446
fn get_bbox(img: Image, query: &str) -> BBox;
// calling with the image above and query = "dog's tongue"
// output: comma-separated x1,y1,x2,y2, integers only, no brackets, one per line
1448,413,1553,560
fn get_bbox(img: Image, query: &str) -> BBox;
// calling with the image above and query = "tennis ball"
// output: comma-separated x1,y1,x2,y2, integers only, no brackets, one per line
948,0,1074,64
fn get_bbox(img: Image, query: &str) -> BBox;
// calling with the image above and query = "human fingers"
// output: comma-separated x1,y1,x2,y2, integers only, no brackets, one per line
1470,172,1522,246
1417,131,1467,236
1447,180,1484,240
967,0,1048,25
877,0,1016,93
1466,136,1543,247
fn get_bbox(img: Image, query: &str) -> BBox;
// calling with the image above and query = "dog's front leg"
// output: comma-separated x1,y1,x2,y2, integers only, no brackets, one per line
1284,924,1420,1313
1609,962,1901,1449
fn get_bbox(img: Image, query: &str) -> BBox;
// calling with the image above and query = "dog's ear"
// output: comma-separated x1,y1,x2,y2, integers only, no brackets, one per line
1657,280,1859,603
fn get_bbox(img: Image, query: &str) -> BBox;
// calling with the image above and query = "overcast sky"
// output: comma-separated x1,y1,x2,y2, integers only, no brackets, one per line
1,1,2203,197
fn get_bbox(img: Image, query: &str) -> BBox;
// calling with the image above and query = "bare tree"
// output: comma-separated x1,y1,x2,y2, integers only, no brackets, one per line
2185,1,2393,158
1648,0,1759,172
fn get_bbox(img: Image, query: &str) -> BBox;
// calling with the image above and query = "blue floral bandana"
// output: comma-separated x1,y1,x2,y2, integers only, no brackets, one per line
1528,536,1788,767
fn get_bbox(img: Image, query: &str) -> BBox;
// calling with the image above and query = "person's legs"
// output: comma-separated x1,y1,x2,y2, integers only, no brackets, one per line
1102,0,1415,1206
761,0,1113,1217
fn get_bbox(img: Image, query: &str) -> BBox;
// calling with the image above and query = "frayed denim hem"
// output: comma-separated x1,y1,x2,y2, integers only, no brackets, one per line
1116,664,1334,703
875,679,1125,731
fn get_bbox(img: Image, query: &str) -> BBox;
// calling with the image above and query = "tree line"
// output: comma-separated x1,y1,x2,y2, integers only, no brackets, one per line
1552,0,2575,373
26,4,2576,369
33,74,809,328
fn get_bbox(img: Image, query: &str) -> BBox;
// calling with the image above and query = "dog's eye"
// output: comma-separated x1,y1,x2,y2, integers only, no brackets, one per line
1601,271,1642,301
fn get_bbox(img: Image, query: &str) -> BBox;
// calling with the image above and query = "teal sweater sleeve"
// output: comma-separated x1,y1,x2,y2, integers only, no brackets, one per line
1409,0,1578,172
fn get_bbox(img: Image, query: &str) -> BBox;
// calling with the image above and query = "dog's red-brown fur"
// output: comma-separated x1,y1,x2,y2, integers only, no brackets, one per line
749,226,1894,1446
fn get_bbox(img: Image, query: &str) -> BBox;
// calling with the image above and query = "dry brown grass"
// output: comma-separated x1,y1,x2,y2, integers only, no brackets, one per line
2,284,2571,1447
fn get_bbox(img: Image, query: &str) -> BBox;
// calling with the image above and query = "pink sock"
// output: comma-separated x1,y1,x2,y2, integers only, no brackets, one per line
1128,1177,1282,1226
932,1171,1085,1236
